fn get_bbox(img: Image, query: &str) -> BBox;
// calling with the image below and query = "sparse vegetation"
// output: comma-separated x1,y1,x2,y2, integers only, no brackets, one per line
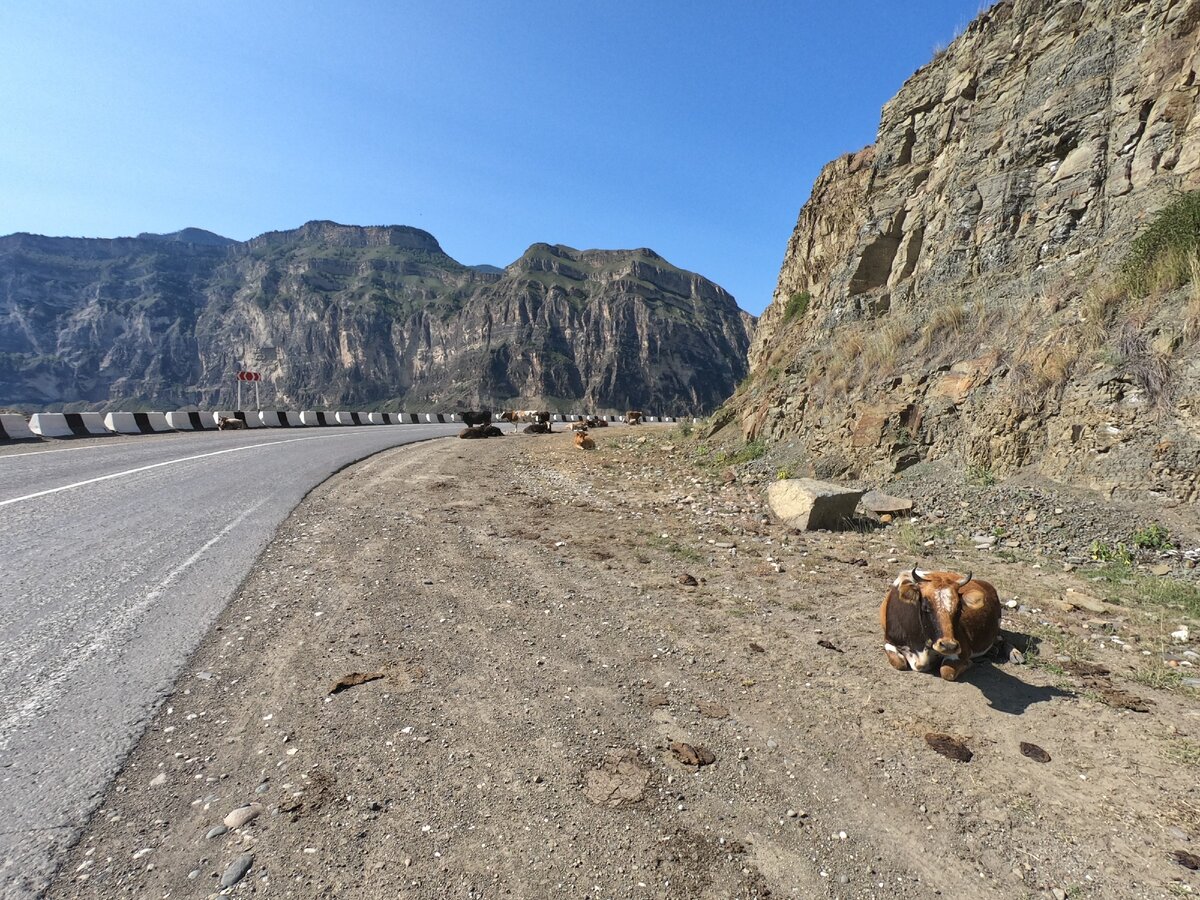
776,468,793,480
1120,191,1200,298
967,464,997,487
1131,523,1172,551
730,440,766,465
1089,540,1134,567
783,290,811,323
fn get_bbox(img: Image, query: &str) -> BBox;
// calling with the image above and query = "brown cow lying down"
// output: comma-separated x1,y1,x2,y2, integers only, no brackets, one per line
574,430,595,450
523,422,552,435
585,416,609,428
458,425,503,439
626,410,643,425
880,568,1001,681
217,416,247,430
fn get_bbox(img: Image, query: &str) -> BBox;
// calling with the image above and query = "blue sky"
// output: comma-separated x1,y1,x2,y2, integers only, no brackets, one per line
0,2,982,315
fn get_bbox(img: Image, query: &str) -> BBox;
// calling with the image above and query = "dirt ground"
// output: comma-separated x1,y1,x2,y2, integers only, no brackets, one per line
47,426,1200,899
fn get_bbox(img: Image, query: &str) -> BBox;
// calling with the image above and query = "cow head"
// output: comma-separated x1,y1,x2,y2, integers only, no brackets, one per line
903,568,979,658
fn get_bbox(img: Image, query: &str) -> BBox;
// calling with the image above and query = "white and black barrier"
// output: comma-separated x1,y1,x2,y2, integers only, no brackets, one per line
259,410,302,427
215,410,264,428
29,412,109,437
166,411,218,431
335,411,376,426
103,412,173,434
0,413,37,442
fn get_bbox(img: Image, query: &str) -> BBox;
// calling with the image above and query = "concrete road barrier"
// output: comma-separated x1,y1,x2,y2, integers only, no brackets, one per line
31,413,110,437
104,412,174,434
166,411,218,431
367,413,385,425
0,413,37,442
215,411,263,428
335,411,371,426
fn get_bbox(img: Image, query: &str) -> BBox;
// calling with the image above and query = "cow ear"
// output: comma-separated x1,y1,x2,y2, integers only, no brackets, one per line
897,583,921,604
960,589,988,608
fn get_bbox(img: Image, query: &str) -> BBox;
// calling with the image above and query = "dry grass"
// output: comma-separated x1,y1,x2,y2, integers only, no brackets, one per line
1117,326,1173,408
917,300,969,352
1185,255,1200,343
1080,284,1125,349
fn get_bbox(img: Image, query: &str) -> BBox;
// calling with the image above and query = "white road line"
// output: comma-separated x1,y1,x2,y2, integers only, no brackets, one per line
0,499,268,739
0,431,376,509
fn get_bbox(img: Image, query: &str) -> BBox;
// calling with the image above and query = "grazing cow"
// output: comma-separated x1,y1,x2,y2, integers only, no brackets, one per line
523,422,552,435
880,568,1001,681
217,416,247,430
574,429,595,450
626,410,643,425
458,409,492,427
501,409,550,425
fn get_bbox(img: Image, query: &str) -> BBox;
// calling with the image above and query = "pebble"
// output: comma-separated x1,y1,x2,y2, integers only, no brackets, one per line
223,803,263,829
786,809,799,818
206,825,228,839
148,772,166,787
220,853,254,888
188,869,200,880
1052,889,1067,900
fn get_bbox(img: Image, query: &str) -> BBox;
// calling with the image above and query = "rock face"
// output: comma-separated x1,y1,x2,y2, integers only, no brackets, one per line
0,222,753,414
737,0,1200,503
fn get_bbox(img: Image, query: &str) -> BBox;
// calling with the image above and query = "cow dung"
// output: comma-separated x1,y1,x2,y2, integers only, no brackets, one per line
1175,850,1200,870
329,671,386,694
670,742,716,767
676,573,698,586
1019,741,1051,763
583,749,651,807
924,732,973,762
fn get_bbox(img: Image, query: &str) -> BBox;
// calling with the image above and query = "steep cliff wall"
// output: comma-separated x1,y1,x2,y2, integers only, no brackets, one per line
0,222,752,414
740,0,1200,503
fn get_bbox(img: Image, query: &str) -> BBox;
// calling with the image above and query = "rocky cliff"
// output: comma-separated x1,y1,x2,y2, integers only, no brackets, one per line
0,222,752,414
736,0,1200,504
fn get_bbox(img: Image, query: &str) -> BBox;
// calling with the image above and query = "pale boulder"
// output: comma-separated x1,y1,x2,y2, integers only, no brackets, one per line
768,479,865,531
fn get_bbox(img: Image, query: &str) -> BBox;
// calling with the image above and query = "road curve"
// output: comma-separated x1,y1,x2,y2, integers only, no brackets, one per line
0,424,461,898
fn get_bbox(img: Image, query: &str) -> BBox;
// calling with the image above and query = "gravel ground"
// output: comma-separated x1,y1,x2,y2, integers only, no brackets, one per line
46,427,1200,899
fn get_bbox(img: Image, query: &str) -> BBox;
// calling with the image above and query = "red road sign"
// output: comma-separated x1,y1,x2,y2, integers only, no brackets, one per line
237,371,261,381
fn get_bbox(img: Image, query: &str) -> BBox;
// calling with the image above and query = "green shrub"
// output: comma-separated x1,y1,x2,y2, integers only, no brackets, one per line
730,440,766,465
1120,191,1200,297
1131,523,1172,550
783,291,811,323
1089,540,1133,566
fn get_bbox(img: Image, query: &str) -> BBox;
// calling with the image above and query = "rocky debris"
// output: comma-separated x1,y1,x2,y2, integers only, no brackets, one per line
1019,742,1051,764
329,671,386,694
816,639,843,653
767,478,865,531
583,749,651,808
697,701,729,719
676,573,699,586
669,742,717,767
1061,589,1109,614
1175,850,1200,871
222,803,263,829
924,733,972,763
860,490,913,517
219,853,254,889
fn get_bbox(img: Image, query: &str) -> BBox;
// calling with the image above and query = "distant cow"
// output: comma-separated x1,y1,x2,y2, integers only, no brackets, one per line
574,429,595,451
503,409,551,425
626,410,643,425
585,416,609,428
217,416,247,430
523,422,552,435
458,409,493,427
880,568,1001,681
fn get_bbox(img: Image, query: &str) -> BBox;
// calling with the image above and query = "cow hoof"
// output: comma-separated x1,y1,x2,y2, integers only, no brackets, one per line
885,652,910,671
939,664,960,681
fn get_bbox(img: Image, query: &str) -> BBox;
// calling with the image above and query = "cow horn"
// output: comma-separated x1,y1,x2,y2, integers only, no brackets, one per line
957,571,973,588
911,567,927,584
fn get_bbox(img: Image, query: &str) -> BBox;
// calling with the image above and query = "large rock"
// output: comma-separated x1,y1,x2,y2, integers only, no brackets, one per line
860,490,914,517
768,479,866,531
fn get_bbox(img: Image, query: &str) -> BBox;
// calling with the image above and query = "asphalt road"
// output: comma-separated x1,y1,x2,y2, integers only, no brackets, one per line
0,424,462,898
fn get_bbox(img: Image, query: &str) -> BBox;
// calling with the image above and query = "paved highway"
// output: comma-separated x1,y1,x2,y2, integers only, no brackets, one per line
0,424,461,898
